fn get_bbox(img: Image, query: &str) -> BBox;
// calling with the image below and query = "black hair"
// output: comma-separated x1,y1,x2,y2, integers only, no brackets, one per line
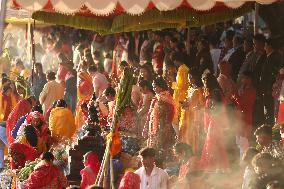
47,71,56,80
266,37,280,50
15,59,24,67
24,124,38,147
81,102,88,110
88,65,98,73
31,105,43,114
172,52,186,63
242,70,253,79
202,72,222,102
244,36,253,46
174,143,193,158
254,124,272,136
104,87,116,97
153,77,168,90
226,30,235,40
170,37,178,44
188,67,203,88
26,96,36,106
120,60,128,68
139,80,153,91
233,35,243,46
56,99,67,108
209,36,219,47
253,34,266,44
139,147,156,158
35,63,43,69
176,42,186,52
42,152,55,162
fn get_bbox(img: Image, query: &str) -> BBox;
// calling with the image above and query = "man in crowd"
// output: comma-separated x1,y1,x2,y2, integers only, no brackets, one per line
28,63,46,100
135,147,169,189
39,71,64,114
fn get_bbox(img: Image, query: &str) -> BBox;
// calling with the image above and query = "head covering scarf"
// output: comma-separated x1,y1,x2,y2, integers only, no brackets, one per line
9,142,39,169
118,172,140,189
77,71,94,101
25,111,45,125
84,151,100,176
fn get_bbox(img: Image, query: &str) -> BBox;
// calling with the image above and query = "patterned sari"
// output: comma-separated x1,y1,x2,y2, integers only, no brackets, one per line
179,87,204,155
145,91,176,151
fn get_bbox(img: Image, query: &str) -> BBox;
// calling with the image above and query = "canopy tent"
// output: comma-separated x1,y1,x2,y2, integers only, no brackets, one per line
9,0,277,34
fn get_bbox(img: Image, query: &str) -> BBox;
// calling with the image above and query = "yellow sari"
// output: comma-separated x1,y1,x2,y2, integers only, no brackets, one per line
75,71,94,128
172,64,189,127
179,87,204,155
0,93,17,121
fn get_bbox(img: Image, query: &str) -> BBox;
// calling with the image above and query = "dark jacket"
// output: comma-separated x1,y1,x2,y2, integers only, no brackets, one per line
228,46,246,81
260,51,283,95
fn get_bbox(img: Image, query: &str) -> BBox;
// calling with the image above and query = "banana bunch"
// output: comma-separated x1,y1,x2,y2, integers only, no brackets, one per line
18,159,40,181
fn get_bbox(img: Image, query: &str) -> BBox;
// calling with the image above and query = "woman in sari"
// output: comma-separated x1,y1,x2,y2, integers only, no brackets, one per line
118,172,141,189
17,111,51,154
80,151,100,189
75,71,94,128
20,152,68,189
144,77,176,154
6,96,37,145
0,85,17,121
9,124,39,169
200,72,229,172
179,68,205,155
49,99,76,144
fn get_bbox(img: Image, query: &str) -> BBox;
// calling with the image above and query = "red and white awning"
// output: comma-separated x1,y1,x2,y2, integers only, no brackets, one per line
10,0,277,15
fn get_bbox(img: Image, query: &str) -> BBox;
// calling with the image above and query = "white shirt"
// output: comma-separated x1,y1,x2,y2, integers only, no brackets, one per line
223,48,235,61
135,166,169,189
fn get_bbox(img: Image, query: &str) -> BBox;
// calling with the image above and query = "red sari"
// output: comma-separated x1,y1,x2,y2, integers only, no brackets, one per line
145,91,176,150
200,95,229,171
21,161,68,189
6,99,32,145
9,142,39,169
80,151,100,189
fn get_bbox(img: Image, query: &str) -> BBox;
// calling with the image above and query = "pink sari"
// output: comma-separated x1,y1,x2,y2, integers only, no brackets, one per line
200,96,229,171
80,151,100,189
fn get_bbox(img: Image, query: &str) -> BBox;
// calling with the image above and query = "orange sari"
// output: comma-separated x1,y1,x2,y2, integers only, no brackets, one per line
75,72,94,128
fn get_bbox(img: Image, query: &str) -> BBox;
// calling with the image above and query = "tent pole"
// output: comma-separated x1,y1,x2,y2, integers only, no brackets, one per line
187,26,191,55
254,3,259,35
0,0,7,53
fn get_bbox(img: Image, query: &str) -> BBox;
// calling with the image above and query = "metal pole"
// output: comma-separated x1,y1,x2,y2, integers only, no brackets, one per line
0,0,8,53
254,3,259,35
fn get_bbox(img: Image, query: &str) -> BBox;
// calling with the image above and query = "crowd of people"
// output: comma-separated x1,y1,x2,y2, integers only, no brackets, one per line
0,21,284,189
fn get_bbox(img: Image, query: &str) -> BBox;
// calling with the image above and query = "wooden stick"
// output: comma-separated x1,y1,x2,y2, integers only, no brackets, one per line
110,155,115,189
103,155,110,188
